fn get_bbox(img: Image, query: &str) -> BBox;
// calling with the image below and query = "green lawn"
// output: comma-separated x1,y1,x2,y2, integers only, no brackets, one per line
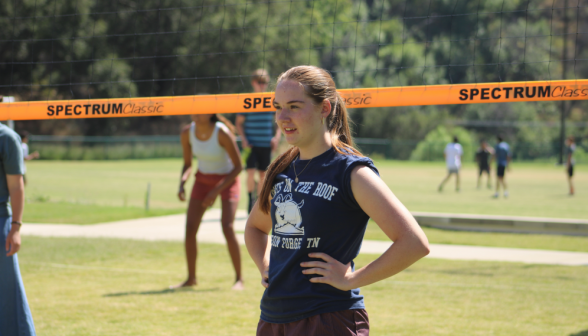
23,159,587,225
19,158,588,254
24,159,189,210
17,160,588,335
24,202,181,224
377,160,588,220
19,236,588,336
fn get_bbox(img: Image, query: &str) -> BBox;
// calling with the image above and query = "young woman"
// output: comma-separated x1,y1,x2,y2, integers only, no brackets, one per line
245,66,430,335
175,114,244,290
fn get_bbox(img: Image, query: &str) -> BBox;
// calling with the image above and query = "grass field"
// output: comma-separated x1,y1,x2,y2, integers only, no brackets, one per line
19,236,588,336
22,159,587,225
376,160,588,220
18,160,588,335
23,203,182,224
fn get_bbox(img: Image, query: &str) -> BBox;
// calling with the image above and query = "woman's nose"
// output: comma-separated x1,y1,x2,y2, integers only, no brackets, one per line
275,109,289,122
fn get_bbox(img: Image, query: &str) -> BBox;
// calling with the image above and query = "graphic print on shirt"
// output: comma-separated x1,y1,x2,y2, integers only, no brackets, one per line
274,193,305,235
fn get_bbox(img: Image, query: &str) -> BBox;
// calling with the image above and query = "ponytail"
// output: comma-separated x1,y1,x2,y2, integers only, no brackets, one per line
258,65,362,214
329,93,361,157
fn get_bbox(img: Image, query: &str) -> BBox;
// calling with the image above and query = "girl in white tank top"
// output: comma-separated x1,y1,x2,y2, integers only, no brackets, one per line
188,121,234,174
174,113,244,290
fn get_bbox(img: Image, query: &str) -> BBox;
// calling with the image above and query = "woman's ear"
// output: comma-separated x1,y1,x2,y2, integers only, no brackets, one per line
321,99,332,119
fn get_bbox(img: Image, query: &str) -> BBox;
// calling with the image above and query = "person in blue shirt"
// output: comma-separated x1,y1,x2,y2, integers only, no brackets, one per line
0,124,36,335
236,69,282,213
244,65,430,335
492,135,511,198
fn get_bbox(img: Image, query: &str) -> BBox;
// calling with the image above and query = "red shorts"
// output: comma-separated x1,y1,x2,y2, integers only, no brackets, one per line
257,309,369,336
191,171,240,201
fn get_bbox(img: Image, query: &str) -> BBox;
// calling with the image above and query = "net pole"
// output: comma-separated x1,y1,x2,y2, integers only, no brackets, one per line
559,0,569,165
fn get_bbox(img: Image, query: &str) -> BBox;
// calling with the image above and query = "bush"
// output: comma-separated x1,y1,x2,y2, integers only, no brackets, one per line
410,126,475,161
574,146,588,164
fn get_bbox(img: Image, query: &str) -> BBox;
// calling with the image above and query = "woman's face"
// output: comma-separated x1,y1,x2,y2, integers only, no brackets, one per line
191,114,213,124
274,80,328,148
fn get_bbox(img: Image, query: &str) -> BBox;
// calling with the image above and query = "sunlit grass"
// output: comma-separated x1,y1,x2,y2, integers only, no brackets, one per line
21,159,587,225
19,236,588,336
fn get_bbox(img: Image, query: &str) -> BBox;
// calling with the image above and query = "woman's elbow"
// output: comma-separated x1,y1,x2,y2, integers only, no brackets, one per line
232,165,242,176
415,237,430,258
402,230,429,258
232,158,243,172
419,241,430,257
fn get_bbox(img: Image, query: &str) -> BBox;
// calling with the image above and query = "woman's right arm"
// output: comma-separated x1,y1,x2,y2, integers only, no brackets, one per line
178,126,192,201
245,201,273,288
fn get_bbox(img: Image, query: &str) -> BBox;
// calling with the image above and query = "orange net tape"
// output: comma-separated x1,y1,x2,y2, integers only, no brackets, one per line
1,80,586,120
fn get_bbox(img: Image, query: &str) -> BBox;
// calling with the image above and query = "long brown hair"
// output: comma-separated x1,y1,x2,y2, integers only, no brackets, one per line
258,65,362,214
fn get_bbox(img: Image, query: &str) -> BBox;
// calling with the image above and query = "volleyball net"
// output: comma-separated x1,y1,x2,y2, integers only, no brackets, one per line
1,0,587,120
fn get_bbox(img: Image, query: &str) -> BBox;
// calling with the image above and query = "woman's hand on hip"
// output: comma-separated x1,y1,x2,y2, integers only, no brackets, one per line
261,265,269,289
301,253,354,291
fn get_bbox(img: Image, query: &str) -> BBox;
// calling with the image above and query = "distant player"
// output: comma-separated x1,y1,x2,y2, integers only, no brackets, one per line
236,69,282,213
566,136,576,196
19,131,40,185
175,114,244,290
475,140,494,189
438,136,463,192
492,135,511,198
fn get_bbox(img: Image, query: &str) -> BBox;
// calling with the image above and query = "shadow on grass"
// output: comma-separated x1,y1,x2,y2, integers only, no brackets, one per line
570,330,588,336
103,287,220,297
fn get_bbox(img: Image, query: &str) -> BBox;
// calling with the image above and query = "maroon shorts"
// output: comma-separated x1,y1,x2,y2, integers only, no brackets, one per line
190,171,240,201
257,309,369,336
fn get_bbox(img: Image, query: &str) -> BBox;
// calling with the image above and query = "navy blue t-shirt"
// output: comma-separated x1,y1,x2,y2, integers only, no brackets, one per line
260,147,379,323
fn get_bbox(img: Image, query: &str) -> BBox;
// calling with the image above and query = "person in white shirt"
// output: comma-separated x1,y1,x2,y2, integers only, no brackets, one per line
438,136,463,192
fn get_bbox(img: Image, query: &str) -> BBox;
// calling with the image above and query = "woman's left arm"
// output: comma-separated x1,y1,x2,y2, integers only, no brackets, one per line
201,128,243,207
301,165,429,290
